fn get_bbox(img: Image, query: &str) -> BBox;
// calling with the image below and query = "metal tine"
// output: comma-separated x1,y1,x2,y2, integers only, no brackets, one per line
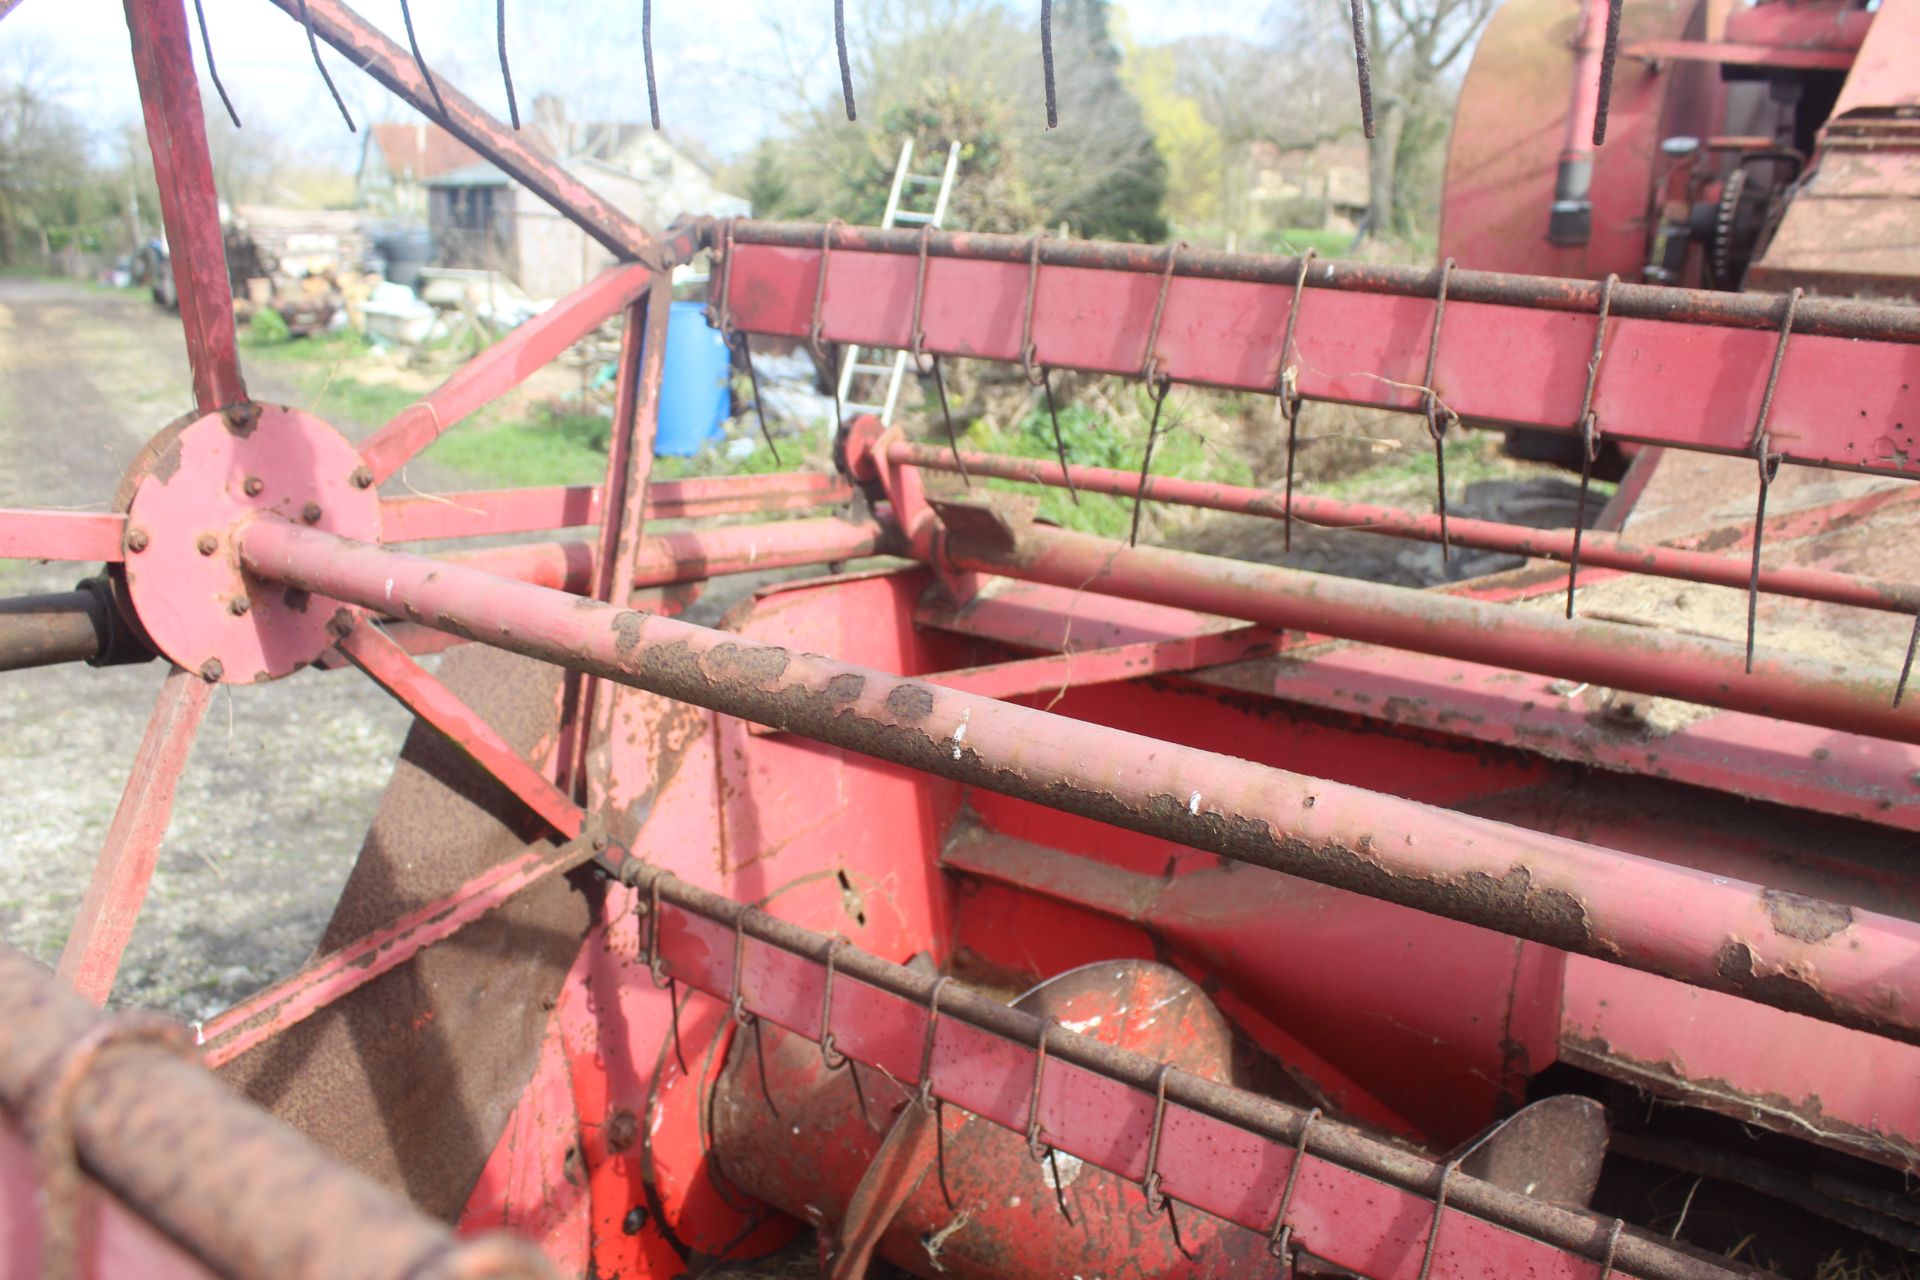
1041,0,1058,128
1277,248,1318,553
1139,1064,1197,1260
1023,1018,1077,1224
497,0,521,129
709,220,783,464
295,0,355,131
190,0,241,128
1421,258,1457,561
1264,1107,1321,1264
396,0,446,122
1129,242,1185,546
809,221,848,435
731,333,781,464
1597,1218,1625,1280
729,910,779,1117
1566,273,1618,618
638,874,691,1075
1745,287,1801,674
642,0,661,130
1347,0,1375,139
1022,235,1077,503
1414,1159,1464,1280
1592,0,1624,146
911,227,970,484
1895,612,1920,709
1130,378,1171,548
836,0,858,121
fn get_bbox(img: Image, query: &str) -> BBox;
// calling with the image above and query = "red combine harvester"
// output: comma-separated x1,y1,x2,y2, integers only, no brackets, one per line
2,0,1917,1276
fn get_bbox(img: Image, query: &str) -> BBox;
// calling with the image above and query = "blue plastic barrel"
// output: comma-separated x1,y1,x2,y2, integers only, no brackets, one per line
654,301,732,456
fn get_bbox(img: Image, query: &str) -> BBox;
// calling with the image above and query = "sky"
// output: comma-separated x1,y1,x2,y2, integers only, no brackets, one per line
4,0,1279,167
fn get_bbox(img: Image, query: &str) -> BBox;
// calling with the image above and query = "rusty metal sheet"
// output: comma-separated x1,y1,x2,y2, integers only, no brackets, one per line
216,642,590,1221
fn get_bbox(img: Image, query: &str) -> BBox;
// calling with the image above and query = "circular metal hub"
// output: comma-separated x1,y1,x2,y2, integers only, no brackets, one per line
122,404,380,684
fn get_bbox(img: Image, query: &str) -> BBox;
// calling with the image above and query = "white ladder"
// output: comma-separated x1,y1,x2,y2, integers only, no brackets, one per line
836,139,962,426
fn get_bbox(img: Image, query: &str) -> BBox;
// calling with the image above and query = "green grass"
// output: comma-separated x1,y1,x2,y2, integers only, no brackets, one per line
967,388,1254,541
420,411,609,487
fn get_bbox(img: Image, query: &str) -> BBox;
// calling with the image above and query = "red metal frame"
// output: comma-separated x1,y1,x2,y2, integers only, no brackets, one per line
713,222,1920,476
359,263,655,485
890,440,1920,615
376,473,853,542
54,665,213,1005
3,0,1918,1270
122,0,244,413
0,512,126,563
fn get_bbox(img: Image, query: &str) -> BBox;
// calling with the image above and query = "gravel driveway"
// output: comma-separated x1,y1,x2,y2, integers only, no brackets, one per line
0,278,432,1020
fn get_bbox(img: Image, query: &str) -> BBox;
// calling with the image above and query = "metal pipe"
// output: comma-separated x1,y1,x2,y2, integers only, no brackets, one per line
889,441,1920,615
717,219,1920,344
941,516,1920,745
0,591,107,671
239,517,1920,1047
0,944,555,1280
0,518,889,672
443,515,894,597
1549,0,1611,245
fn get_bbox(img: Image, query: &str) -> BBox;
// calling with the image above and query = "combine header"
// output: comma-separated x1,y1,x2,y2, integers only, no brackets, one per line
2,0,1917,1276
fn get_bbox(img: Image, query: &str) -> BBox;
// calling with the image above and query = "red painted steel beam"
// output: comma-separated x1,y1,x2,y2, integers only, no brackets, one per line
1622,40,1855,69
435,515,895,597
238,517,1920,1047
377,473,854,542
939,517,1920,745
714,221,1920,476
0,945,558,1280
123,0,245,413
891,442,1920,615
336,623,583,838
579,278,671,807
359,264,653,485
56,665,212,1005
930,626,1279,701
622,864,1755,1280
917,578,1920,832
199,836,600,1068
254,0,656,266
0,510,127,563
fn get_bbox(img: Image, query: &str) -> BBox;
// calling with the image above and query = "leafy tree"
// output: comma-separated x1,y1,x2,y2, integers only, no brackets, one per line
1122,44,1222,233
760,0,1165,242
1031,0,1166,242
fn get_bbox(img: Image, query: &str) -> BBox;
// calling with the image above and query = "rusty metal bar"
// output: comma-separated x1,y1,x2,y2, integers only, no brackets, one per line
614,860,1759,1280
892,441,1920,615
935,513,1920,745
254,0,657,265
200,836,601,1068
0,591,111,672
579,277,671,805
717,220,1920,343
237,517,1920,1047
360,263,653,485
125,0,247,412
0,944,557,1280
56,665,213,1005
336,622,583,838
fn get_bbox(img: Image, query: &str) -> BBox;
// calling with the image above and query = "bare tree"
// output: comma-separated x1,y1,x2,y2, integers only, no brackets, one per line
1355,0,1495,234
